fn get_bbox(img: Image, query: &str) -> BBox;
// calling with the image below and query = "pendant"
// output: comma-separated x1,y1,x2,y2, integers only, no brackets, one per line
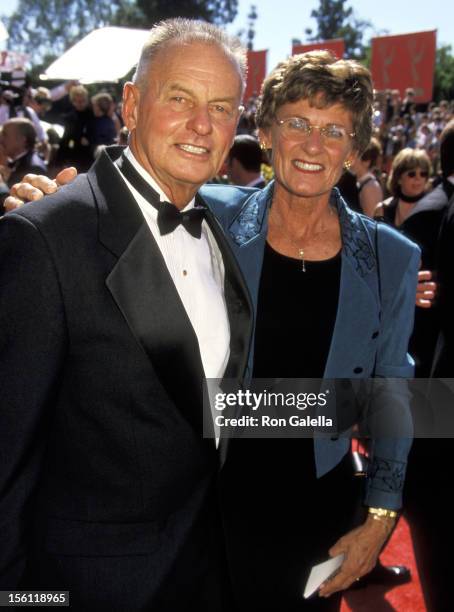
299,248,306,272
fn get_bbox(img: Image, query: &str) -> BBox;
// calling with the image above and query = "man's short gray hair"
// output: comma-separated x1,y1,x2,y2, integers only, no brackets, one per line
133,18,247,94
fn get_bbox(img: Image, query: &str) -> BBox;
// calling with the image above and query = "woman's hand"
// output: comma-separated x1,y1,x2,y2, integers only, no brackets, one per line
318,513,396,597
4,167,78,212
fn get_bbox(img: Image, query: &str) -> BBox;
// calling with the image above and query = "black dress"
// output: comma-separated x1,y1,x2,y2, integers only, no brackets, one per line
221,243,364,612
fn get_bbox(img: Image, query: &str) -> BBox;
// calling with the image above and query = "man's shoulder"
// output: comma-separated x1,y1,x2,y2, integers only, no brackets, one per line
406,182,449,217
6,174,95,231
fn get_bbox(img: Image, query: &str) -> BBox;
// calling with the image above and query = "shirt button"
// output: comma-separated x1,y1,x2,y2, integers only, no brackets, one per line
372,331,379,339
353,367,363,374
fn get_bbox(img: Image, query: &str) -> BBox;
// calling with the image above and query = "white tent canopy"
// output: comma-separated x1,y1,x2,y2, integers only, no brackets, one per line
43,26,150,83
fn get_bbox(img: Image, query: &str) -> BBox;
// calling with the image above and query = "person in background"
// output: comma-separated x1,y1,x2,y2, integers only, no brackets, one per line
398,119,454,612
400,88,415,117
28,87,53,120
375,148,431,228
0,84,47,148
0,118,47,189
0,118,47,212
226,134,266,188
89,92,119,148
350,137,383,217
55,84,94,172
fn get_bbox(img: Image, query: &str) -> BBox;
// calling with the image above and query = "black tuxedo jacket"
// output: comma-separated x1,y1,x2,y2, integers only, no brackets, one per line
432,192,454,376
7,149,48,188
400,180,454,376
0,148,252,610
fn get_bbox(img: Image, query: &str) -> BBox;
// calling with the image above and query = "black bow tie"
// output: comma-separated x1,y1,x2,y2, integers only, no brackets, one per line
116,153,205,239
157,201,205,239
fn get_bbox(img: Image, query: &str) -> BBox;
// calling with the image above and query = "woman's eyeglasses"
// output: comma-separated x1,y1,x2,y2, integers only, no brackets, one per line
275,116,355,143
404,170,429,179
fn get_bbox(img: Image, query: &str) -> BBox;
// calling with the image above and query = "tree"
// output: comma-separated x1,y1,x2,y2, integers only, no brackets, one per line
305,0,372,59
246,5,257,51
5,0,238,66
134,0,238,27
6,0,122,64
434,45,454,101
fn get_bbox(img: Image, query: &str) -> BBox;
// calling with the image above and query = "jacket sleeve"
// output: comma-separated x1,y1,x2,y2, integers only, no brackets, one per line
364,231,420,509
0,213,67,587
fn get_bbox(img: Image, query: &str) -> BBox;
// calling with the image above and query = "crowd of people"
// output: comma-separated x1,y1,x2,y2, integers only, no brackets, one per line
0,82,123,207
1,20,454,612
1,65,453,210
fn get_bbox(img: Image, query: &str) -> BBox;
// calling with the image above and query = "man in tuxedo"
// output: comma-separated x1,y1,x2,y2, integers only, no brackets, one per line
400,120,454,376
400,119,454,611
0,19,251,611
432,191,454,377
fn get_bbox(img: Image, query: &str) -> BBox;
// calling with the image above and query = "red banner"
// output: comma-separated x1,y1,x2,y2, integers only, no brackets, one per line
292,39,345,59
244,49,267,102
371,30,437,103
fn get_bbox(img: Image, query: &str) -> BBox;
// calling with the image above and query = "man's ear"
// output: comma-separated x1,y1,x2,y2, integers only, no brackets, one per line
122,82,140,132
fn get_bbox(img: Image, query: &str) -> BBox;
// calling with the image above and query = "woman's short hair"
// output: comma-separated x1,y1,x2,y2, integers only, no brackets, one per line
255,50,373,154
387,148,432,195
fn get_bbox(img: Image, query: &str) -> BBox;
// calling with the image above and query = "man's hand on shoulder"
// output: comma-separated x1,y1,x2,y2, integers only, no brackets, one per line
4,167,78,212
416,269,437,308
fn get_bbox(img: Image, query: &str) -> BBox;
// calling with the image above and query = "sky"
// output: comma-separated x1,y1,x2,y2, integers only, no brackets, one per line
226,0,454,72
1,0,454,73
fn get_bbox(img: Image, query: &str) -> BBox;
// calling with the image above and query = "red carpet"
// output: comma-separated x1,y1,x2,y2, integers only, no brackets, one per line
341,517,427,611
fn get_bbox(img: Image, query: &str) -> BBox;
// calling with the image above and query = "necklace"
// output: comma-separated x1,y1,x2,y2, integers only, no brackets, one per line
270,205,335,272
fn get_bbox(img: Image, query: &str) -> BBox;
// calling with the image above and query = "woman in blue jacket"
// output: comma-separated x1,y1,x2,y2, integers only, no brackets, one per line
202,51,418,611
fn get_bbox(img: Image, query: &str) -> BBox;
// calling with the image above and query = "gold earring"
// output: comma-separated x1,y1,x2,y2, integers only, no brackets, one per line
344,160,352,170
260,142,267,151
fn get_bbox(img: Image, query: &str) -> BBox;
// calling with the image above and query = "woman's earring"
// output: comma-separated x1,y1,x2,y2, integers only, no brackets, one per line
344,159,352,170
260,141,268,152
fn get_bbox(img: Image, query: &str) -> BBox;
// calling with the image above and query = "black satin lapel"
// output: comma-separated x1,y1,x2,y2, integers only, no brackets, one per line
105,216,210,436
201,197,253,385
87,147,144,257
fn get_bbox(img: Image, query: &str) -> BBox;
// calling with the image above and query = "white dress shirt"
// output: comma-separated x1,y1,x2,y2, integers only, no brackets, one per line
116,148,231,384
